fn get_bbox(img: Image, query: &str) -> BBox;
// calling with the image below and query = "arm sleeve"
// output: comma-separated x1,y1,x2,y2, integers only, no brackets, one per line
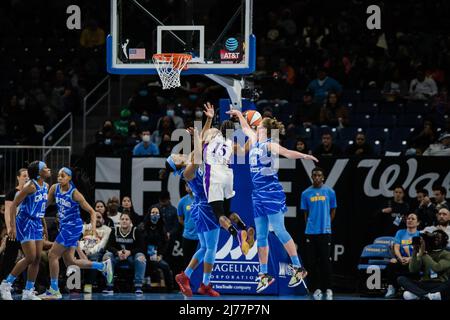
105,228,118,255
422,253,450,273
300,192,308,211
131,228,145,256
329,189,337,209
91,226,112,255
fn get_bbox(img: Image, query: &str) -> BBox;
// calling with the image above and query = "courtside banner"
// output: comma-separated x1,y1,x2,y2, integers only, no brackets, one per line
93,156,450,292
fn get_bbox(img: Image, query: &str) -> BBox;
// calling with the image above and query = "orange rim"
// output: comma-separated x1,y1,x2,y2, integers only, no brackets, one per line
152,53,192,70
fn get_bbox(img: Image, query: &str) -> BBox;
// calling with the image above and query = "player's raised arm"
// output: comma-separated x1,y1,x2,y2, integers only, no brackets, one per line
183,128,202,181
269,142,319,162
201,102,215,140
227,107,257,144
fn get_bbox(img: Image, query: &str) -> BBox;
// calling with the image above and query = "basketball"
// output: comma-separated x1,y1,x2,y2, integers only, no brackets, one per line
244,110,262,127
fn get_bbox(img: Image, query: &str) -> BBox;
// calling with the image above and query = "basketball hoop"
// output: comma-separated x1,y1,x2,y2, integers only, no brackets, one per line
152,53,192,89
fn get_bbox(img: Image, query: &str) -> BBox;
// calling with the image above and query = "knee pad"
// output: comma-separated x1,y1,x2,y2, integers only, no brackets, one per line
268,213,292,244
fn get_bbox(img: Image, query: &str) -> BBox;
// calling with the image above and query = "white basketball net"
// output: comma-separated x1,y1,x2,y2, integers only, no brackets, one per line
152,54,191,90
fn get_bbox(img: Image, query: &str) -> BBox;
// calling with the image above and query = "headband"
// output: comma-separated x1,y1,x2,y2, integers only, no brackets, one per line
61,167,72,176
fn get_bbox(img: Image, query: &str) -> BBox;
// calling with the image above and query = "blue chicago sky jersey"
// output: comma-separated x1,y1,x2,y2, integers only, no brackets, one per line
249,139,287,217
19,179,48,219
301,185,337,234
55,183,82,228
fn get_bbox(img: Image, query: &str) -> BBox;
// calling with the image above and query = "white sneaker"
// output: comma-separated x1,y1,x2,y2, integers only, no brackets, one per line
325,289,333,300
426,292,442,300
384,285,396,299
22,289,41,300
0,281,13,300
403,291,419,300
313,289,323,300
102,259,113,284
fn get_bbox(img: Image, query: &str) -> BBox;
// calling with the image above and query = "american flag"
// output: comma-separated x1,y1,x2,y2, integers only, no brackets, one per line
129,48,146,60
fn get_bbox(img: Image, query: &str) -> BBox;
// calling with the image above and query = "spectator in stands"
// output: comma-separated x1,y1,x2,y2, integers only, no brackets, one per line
119,196,142,226
382,70,408,102
155,191,179,241
103,212,146,295
294,91,322,128
408,120,436,155
79,212,112,293
422,208,450,250
177,183,198,269
314,132,342,157
273,58,296,86
125,121,141,150
193,106,205,123
423,132,450,156
319,92,349,128
254,56,269,80
432,186,449,211
106,196,121,228
408,69,438,101
307,68,342,105
415,189,437,229
80,19,106,48
114,108,132,137
295,138,311,155
380,186,411,236
157,104,184,129
133,130,160,156
345,132,373,156
100,120,118,146
140,206,173,292
384,213,421,299
397,230,450,300
135,110,156,133
95,200,114,228
151,116,176,156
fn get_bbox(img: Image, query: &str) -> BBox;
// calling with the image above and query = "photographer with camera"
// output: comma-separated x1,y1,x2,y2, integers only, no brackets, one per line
422,208,450,250
384,213,421,298
397,229,450,300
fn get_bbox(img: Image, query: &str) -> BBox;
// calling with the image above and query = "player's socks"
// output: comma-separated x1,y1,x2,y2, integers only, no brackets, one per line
50,279,59,291
290,256,301,268
203,272,212,286
228,225,237,236
91,262,104,270
25,281,35,291
260,264,268,274
5,274,16,284
185,267,194,278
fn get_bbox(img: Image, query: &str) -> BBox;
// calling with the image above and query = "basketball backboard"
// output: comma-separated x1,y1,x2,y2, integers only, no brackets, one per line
107,0,255,75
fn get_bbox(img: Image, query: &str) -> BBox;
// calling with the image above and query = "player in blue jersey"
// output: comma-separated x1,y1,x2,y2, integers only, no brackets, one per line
38,167,113,300
228,108,318,293
0,161,51,300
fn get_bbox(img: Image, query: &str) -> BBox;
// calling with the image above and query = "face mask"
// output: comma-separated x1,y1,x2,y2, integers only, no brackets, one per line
141,115,149,122
195,111,203,118
139,90,148,97
150,214,160,224
104,138,112,145
142,135,150,142
166,110,175,117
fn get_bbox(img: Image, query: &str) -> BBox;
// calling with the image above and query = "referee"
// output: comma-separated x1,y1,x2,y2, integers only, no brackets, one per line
301,167,336,300
0,168,28,281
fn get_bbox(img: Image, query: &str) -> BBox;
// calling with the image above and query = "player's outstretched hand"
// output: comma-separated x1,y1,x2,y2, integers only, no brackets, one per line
204,102,215,118
186,127,194,136
304,154,319,162
226,106,241,117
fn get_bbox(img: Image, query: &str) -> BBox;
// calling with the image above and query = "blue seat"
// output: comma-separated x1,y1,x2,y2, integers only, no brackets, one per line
338,127,361,141
371,114,397,128
354,101,378,114
341,89,362,104
349,113,372,127
397,114,423,127
373,236,395,247
366,127,390,142
384,139,408,154
378,101,402,114
362,89,383,102
357,243,394,271
404,101,431,114
390,127,414,142
371,141,382,156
